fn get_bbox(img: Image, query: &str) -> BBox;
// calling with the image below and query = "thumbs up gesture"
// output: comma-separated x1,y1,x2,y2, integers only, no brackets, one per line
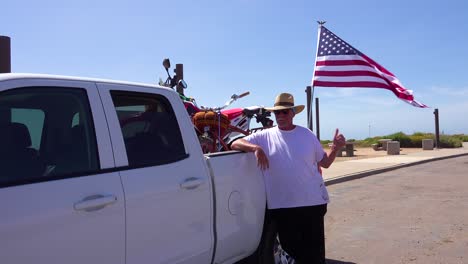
332,128,346,149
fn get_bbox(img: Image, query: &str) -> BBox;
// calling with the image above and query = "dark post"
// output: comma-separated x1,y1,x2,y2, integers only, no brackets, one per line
315,97,320,140
434,108,440,148
0,36,11,73
175,63,184,95
305,86,313,131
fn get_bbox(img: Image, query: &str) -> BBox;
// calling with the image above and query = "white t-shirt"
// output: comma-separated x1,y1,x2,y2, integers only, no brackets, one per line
244,125,328,209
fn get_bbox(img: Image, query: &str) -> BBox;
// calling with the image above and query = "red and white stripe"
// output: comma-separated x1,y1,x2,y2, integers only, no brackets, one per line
312,54,428,108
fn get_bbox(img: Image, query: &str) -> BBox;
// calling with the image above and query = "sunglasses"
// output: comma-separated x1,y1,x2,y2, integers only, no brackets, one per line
273,109,291,115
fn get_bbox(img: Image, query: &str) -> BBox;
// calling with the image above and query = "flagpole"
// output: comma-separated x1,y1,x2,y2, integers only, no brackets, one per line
309,21,325,133
306,86,312,131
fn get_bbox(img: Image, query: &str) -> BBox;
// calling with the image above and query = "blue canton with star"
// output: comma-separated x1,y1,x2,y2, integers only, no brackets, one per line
317,27,361,57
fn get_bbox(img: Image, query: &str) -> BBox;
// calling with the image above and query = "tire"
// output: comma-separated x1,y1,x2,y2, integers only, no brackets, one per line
237,210,277,264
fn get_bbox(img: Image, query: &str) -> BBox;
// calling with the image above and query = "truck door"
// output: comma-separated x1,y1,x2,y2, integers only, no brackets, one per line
0,78,125,264
97,83,214,264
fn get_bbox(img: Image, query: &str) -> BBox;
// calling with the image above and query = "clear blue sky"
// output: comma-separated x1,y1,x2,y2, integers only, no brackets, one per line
3,0,468,139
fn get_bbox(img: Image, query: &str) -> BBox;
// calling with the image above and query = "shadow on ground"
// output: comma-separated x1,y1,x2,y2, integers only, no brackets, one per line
326,259,356,264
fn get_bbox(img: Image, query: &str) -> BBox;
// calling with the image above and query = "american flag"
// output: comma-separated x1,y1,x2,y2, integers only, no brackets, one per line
312,26,428,108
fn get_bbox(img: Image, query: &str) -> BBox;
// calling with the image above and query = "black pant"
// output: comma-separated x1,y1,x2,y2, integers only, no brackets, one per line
270,204,328,264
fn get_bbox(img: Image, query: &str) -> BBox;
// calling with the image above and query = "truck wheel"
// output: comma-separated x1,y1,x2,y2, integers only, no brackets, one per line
237,211,277,264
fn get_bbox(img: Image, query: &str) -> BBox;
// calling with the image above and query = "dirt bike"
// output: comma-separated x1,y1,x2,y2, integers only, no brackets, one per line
193,92,274,153
159,58,273,153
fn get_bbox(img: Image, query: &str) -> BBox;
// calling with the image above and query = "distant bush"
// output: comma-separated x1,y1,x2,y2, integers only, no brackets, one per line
451,134,468,142
353,141,371,147
409,132,434,148
386,132,412,147
320,132,465,149
355,136,382,147
320,139,332,148
439,135,463,148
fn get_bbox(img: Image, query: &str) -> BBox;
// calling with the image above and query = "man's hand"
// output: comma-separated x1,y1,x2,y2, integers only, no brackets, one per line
319,128,346,169
254,146,269,170
332,128,346,150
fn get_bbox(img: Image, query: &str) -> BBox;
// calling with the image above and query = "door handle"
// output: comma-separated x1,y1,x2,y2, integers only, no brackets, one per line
180,177,205,190
74,194,117,212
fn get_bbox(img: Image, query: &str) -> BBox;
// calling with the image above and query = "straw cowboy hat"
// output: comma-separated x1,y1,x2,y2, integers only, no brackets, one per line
265,93,305,114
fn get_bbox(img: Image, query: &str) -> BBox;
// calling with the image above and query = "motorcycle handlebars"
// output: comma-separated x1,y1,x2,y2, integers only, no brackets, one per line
238,91,250,98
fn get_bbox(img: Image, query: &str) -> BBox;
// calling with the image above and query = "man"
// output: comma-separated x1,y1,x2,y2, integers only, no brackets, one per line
231,93,346,264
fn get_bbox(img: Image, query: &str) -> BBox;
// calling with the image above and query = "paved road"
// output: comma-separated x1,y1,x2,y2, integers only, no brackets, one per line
324,156,468,264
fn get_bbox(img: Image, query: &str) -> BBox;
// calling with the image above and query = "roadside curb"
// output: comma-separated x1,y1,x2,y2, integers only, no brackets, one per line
324,152,468,186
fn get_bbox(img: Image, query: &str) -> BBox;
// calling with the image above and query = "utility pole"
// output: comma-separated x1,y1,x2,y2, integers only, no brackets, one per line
434,108,440,148
0,36,11,73
175,64,184,95
305,86,313,131
315,97,320,140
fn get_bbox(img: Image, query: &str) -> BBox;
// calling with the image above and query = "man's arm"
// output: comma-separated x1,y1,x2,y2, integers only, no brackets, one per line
231,138,269,170
231,138,258,152
319,128,346,169
319,146,339,168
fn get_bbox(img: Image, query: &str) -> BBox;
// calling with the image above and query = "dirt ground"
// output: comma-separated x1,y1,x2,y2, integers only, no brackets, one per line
331,147,423,163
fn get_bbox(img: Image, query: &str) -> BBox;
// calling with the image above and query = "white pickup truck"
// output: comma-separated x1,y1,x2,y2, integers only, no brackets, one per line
0,74,277,264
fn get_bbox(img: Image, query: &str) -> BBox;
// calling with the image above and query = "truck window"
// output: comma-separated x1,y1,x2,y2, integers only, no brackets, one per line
110,91,186,167
0,87,99,187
